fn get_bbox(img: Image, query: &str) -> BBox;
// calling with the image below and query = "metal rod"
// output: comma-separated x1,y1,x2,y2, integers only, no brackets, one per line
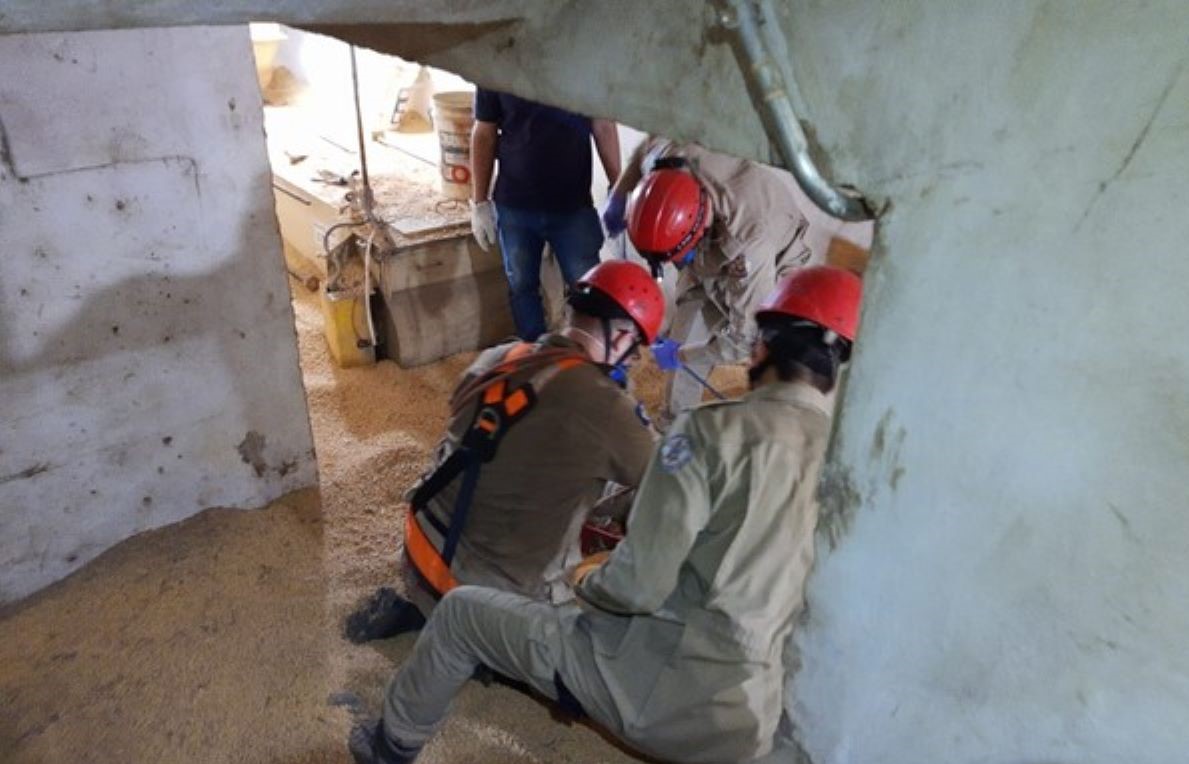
348,45,371,210
681,364,727,401
755,0,806,114
720,0,871,222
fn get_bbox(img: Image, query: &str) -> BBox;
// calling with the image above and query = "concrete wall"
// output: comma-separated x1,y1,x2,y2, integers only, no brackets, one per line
3,3,1189,762
783,4,1189,762
0,27,318,602
326,4,1189,761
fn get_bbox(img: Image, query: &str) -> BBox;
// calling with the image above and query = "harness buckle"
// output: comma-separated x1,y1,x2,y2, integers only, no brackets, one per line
474,407,502,438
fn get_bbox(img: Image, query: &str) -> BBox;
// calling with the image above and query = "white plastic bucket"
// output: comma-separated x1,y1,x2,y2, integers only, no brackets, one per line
432,92,474,200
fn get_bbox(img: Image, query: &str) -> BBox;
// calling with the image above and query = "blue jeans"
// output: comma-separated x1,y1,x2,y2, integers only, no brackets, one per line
495,204,604,340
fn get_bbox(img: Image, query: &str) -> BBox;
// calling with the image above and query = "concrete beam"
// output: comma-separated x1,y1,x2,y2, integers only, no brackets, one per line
0,1,783,176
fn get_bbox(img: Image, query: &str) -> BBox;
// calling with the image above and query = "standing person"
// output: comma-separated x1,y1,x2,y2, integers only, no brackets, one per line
469,89,622,340
604,137,816,426
344,261,664,643
347,266,863,764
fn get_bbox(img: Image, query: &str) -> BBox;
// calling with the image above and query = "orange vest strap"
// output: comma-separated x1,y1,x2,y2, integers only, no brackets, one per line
410,343,594,591
405,509,458,595
503,342,534,362
504,387,531,416
483,379,507,405
450,344,589,416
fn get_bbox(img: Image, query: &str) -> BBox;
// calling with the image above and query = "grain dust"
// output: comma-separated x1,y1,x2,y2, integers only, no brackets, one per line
0,277,692,763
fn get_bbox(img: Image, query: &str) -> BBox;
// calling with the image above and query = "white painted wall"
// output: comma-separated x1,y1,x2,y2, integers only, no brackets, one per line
0,27,317,602
260,26,474,141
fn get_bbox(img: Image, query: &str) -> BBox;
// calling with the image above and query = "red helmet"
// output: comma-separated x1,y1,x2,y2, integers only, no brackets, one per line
626,168,710,264
756,266,863,342
575,260,666,343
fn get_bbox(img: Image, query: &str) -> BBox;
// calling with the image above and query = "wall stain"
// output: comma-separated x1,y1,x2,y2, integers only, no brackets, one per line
818,408,910,549
1108,502,1138,544
817,462,862,550
870,408,908,494
0,462,52,486
1073,60,1184,232
0,114,22,181
870,409,893,461
237,431,268,477
2,153,199,188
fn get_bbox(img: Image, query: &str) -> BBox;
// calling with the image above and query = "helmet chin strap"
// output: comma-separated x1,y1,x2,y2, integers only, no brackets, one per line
566,326,609,363
570,323,637,386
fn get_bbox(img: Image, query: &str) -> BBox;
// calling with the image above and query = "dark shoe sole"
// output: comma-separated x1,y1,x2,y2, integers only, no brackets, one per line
344,587,427,643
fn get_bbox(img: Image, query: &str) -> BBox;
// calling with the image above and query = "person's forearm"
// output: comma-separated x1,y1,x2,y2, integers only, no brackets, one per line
577,417,710,615
611,138,649,197
470,123,498,203
591,119,622,186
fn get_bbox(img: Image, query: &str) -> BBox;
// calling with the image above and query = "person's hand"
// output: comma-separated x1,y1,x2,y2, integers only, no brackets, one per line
651,337,683,371
601,189,628,237
470,200,497,251
568,551,612,587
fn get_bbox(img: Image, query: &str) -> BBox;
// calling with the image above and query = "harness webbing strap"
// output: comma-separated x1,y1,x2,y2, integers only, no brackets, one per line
405,510,458,594
408,449,468,515
439,456,481,566
449,347,584,415
407,341,591,595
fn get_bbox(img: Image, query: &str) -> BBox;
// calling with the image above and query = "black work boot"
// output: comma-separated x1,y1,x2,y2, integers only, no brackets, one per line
348,718,421,764
344,587,427,643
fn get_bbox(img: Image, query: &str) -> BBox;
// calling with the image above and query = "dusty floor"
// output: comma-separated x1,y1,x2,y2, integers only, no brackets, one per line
0,277,745,764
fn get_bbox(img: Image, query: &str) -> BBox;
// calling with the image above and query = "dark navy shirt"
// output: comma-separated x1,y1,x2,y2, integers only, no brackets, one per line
474,89,594,213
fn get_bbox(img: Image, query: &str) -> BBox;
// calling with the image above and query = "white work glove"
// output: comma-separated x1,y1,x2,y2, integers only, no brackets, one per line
470,200,498,251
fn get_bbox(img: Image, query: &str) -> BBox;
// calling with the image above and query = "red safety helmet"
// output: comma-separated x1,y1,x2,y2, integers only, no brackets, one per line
756,266,863,342
575,260,666,343
626,168,710,264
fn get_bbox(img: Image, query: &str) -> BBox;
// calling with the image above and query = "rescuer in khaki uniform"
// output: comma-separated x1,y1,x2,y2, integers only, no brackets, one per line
603,137,816,426
348,266,863,764
344,261,664,643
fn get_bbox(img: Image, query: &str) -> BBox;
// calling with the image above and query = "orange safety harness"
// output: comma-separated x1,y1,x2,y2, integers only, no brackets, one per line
404,342,589,596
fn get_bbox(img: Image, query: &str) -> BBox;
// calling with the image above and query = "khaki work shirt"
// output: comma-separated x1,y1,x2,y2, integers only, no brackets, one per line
644,139,814,363
411,335,656,604
576,381,831,763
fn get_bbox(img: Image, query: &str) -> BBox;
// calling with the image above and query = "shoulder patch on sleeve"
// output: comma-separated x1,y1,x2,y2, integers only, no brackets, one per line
659,433,695,473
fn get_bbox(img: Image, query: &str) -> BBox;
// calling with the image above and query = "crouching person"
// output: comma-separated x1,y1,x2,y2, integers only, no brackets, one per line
348,266,863,764
345,260,664,643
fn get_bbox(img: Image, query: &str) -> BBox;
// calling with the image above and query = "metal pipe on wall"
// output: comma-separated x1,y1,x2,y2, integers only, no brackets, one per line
718,0,872,222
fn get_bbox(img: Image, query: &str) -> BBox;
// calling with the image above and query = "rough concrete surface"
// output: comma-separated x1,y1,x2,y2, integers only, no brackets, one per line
0,27,318,602
0,279,748,763
781,4,1189,763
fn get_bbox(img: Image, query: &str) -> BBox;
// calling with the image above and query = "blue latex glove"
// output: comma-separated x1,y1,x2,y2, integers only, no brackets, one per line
651,337,683,371
602,190,628,237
